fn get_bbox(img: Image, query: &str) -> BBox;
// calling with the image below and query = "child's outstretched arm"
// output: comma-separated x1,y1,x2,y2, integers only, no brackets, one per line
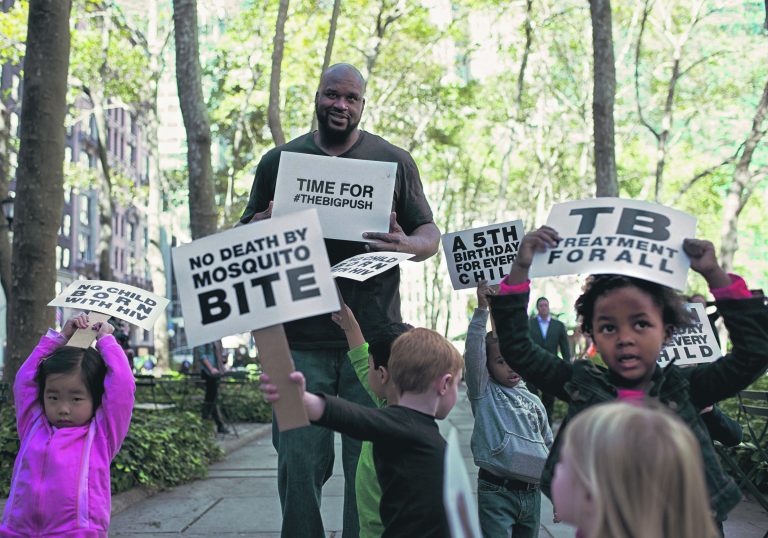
331,304,382,406
260,371,326,421
504,226,561,286
683,239,732,289
331,304,365,351
465,281,495,399
490,227,572,400
93,321,136,456
683,238,768,404
14,313,89,438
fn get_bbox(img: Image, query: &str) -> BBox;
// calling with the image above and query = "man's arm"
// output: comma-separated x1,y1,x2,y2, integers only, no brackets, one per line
363,213,440,262
558,321,571,361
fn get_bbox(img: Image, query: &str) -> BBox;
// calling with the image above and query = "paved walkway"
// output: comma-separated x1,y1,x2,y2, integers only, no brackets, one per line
110,385,768,537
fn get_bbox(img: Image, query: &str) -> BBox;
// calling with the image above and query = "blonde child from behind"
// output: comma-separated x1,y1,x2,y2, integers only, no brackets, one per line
261,328,463,538
466,281,552,537
0,313,135,537
552,401,719,538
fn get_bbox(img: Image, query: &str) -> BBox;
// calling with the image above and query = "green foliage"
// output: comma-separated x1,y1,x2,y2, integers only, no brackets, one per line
111,411,224,494
0,407,19,499
0,0,27,66
0,405,225,497
717,375,768,493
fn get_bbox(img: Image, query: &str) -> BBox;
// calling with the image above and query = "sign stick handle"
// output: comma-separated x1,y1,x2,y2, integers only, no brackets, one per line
252,324,309,431
67,312,111,348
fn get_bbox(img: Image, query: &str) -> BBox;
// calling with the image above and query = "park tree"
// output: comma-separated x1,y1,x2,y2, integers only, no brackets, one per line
589,0,618,197
173,0,216,240
6,0,72,383
267,0,289,146
0,0,27,309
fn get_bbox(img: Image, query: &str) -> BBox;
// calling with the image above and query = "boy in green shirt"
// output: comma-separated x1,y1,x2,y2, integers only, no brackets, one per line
332,305,412,538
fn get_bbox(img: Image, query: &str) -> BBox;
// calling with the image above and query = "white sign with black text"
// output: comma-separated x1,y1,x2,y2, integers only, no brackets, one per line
48,280,169,332
272,152,397,241
171,209,339,347
530,198,697,291
444,428,482,538
441,220,524,290
331,252,414,282
658,302,722,366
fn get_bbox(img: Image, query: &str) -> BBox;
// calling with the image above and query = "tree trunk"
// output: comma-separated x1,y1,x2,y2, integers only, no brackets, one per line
172,0,217,240
311,0,341,131
0,101,12,304
84,86,115,281
6,0,72,384
719,76,768,271
268,0,289,146
144,0,169,370
589,0,618,197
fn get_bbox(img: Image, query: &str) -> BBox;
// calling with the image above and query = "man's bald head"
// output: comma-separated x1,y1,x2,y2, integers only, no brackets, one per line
320,63,366,94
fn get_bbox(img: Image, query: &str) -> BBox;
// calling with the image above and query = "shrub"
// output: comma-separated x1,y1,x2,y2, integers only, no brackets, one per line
111,411,224,493
0,405,223,497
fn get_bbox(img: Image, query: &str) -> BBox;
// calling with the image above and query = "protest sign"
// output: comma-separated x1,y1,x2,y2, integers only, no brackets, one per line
331,252,413,281
530,198,696,290
658,302,722,367
444,428,481,538
441,220,524,290
271,152,397,241
171,209,338,348
48,280,169,332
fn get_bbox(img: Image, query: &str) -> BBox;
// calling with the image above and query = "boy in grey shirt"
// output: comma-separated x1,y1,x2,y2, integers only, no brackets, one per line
466,282,553,537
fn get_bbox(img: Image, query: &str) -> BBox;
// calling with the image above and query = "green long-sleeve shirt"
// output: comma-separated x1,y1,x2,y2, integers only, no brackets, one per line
348,343,386,538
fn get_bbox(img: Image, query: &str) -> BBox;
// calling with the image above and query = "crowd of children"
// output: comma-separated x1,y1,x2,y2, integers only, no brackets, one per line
1,223,766,538
262,226,767,538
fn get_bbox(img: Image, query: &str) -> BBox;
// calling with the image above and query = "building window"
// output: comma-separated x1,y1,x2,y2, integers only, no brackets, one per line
79,195,89,225
62,214,71,236
78,233,90,260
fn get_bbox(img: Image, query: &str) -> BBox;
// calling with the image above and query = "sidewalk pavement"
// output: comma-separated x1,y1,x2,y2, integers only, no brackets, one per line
110,385,768,537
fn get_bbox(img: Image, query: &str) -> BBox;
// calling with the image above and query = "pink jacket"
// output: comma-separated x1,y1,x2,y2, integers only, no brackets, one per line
0,331,135,537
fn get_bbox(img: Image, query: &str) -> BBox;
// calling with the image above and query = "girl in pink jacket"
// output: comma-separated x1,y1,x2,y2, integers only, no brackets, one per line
1,313,135,537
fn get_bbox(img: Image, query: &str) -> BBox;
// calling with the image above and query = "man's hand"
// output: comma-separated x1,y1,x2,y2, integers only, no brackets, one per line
476,280,498,309
683,238,731,289
61,312,90,339
362,213,440,261
244,201,274,225
362,212,407,253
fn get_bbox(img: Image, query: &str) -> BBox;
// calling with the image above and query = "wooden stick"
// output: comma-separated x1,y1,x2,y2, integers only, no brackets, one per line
251,324,309,431
67,312,111,348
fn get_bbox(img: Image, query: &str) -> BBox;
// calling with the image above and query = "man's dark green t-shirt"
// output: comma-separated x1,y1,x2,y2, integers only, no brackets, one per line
240,131,434,349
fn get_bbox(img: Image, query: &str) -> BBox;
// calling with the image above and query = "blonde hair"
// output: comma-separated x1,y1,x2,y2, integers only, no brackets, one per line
388,328,463,394
562,401,719,538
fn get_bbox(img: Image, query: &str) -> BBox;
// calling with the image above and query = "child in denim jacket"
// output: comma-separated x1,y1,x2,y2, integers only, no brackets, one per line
466,282,553,537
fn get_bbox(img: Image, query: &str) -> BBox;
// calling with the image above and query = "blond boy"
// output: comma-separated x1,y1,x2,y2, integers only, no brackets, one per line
261,328,463,538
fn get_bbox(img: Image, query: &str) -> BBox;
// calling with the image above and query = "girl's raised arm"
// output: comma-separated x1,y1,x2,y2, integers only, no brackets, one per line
94,323,135,456
13,330,68,439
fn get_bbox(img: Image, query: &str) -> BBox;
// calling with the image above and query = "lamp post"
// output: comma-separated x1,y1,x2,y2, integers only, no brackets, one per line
1,193,14,229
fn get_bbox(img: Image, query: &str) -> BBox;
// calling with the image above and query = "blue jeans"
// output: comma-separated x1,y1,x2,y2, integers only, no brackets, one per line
477,478,541,538
272,348,373,537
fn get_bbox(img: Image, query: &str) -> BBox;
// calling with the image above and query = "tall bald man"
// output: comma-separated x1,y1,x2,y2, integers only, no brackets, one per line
240,64,440,537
